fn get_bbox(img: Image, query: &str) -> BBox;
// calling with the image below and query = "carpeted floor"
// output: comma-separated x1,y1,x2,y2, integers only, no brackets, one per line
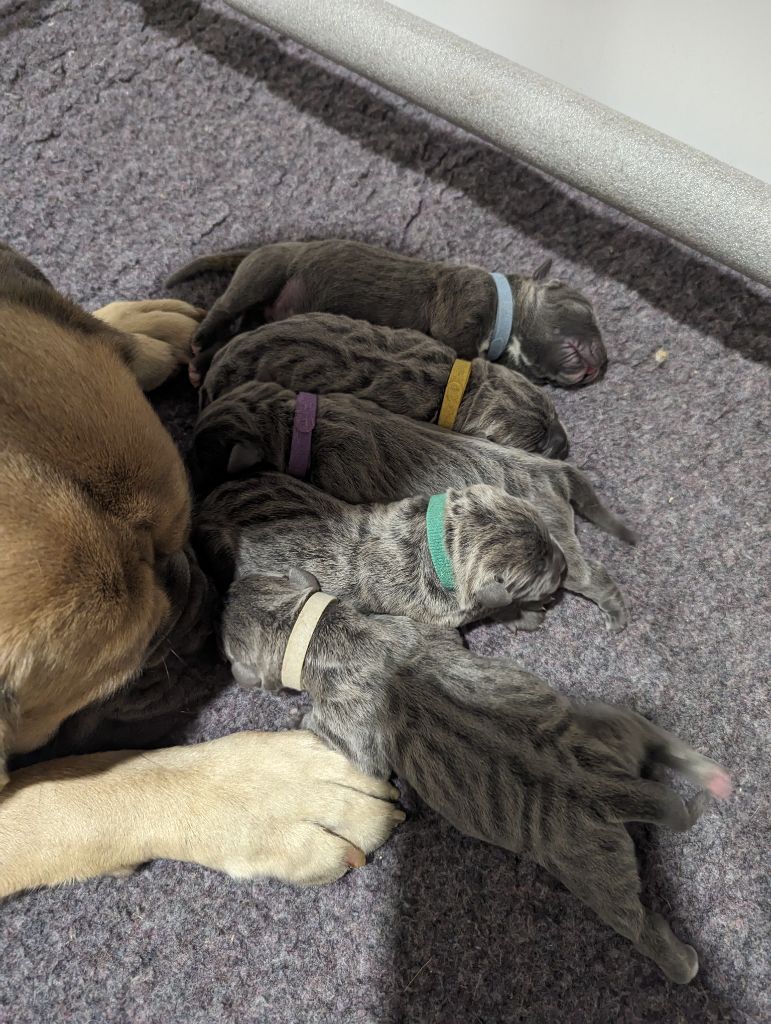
1,2,769,1021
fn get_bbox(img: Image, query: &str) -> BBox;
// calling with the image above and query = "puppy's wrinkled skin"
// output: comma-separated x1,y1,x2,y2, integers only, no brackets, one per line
0,731,403,897
0,243,400,892
200,313,568,457
222,573,732,984
195,476,566,627
167,240,606,387
191,384,633,630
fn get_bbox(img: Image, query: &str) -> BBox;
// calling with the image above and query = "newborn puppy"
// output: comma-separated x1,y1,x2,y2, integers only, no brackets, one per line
191,384,634,630
221,571,731,984
195,476,566,629
199,313,569,457
167,240,606,387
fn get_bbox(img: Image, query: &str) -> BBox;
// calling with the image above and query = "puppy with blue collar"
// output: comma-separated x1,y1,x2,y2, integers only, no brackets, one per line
167,239,607,387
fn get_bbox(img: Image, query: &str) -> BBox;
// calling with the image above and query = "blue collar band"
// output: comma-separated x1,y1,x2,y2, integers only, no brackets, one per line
426,492,455,590
486,272,515,361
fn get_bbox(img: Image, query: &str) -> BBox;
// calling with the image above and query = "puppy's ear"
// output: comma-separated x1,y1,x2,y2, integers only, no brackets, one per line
475,581,511,610
533,258,553,281
288,567,321,594
227,442,262,474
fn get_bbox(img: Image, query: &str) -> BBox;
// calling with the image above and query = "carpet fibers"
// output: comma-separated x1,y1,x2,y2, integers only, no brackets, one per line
1,2,769,1021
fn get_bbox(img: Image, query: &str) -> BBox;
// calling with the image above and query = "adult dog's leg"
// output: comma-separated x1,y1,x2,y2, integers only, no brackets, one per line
0,731,404,899
92,299,205,391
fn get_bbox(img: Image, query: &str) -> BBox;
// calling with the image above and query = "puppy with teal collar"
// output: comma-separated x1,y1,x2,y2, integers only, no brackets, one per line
190,384,634,631
194,475,568,632
167,239,606,387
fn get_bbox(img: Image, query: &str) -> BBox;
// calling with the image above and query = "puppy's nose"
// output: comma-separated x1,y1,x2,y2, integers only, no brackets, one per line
543,419,570,459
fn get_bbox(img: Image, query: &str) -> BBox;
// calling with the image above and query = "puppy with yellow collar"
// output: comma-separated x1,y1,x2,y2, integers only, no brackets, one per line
199,312,568,457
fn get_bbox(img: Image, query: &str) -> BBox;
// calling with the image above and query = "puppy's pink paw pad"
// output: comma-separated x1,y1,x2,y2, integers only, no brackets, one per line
706,770,732,800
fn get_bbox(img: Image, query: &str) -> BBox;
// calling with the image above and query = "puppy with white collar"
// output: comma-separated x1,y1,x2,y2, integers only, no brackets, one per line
219,569,731,984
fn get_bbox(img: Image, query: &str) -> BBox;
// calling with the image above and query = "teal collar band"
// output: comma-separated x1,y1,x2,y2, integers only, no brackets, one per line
426,492,456,590
487,272,515,361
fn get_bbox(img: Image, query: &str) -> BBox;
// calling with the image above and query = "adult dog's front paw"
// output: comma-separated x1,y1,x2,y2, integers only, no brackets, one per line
188,731,403,886
93,299,205,389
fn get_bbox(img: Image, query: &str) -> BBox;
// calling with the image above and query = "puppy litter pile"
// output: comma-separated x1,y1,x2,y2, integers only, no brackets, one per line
1,2,768,1022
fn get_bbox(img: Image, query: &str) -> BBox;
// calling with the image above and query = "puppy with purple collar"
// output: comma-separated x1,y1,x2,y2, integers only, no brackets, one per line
191,384,634,631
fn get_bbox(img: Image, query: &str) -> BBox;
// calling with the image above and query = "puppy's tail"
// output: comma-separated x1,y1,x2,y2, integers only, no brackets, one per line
165,250,253,287
565,466,637,544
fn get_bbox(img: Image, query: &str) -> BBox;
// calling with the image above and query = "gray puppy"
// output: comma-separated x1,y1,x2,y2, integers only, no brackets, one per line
221,570,731,984
200,313,569,457
190,384,634,630
194,475,566,629
167,240,606,387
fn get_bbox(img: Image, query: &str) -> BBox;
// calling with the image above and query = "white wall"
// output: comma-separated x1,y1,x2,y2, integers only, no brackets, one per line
394,0,770,181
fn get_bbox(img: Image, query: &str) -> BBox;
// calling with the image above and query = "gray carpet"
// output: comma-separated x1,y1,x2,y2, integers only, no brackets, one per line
1,1,769,1021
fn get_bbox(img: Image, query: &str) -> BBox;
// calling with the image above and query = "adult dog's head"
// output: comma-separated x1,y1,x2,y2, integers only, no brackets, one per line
0,247,211,781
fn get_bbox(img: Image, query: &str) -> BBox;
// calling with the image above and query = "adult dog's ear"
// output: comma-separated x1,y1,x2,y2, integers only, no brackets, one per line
533,258,553,281
475,580,510,610
288,567,321,594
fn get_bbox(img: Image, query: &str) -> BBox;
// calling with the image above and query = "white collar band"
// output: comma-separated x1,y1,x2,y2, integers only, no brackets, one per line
280,591,337,690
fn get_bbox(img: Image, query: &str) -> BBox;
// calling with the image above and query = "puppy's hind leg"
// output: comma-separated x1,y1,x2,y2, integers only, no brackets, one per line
565,466,637,544
545,825,699,983
189,243,301,381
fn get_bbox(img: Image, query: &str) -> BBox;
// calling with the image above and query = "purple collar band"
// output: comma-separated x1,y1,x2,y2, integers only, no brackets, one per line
287,392,318,479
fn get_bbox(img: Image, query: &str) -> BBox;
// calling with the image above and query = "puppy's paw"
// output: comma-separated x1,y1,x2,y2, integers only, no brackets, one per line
604,605,629,633
92,299,206,390
192,731,403,886
516,608,547,632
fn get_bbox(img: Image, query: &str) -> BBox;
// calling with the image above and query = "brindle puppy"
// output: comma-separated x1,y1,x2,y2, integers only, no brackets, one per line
167,240,606,387
190,383,634,630
199,313,568,456
221,570,731,984
195,476,567,631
